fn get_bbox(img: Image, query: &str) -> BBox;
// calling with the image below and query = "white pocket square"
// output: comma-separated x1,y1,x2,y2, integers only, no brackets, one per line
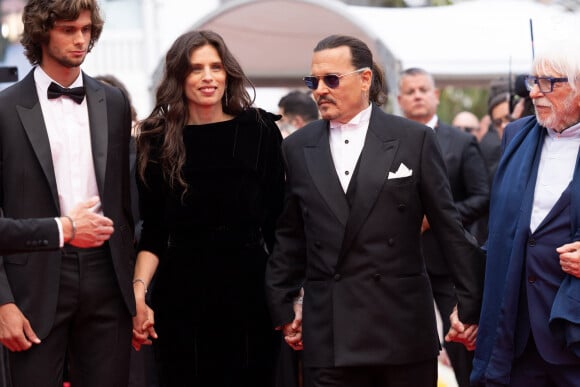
388,163,413,179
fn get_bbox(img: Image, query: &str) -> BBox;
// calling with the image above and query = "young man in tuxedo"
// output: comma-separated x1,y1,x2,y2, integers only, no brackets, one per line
266,34,484,387
0,0,135,386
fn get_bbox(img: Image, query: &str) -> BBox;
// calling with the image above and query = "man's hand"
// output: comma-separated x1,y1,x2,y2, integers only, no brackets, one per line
445,305,478,351
282,300,303,351
557,241,580,278
421,215,430,233
66,196,114,248
0,303,41,352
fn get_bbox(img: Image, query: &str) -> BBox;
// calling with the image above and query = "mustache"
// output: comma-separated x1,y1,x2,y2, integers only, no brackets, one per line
317,96,335,105
533,98,552,108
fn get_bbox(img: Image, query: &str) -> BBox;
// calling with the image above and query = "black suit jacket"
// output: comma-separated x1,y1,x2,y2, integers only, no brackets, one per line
0,217,59,254
423,122,489,274
0,69,135,338
435,122,489,225
266,105,484,368
479,126,502,183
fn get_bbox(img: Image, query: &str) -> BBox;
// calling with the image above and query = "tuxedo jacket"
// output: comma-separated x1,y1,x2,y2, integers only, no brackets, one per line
423,122,489,275
266,105,484,368
0,69,136,338
0,217,59,254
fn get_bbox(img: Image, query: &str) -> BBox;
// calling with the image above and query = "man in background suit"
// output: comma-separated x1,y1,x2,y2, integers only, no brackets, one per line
464,39,580,386
265,34,484,387
277,90,319,138
0,1,135,386
397,67,489,387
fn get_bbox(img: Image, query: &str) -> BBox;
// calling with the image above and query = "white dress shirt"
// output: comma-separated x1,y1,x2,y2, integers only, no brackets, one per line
530,122,580,232
34,67,101,245
425,114,439,131
329,104,372,192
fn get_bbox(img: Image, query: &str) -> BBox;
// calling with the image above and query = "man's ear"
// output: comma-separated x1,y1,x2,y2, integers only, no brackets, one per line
361,68,373,92
292,116,306,129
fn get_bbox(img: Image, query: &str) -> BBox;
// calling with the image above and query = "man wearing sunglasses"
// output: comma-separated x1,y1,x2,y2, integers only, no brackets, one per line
459,40,580,386
266,34,484,387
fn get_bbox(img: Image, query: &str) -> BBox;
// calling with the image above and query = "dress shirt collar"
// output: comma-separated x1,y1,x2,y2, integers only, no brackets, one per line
546,121,580,139
425,115,438,130
329,104,372,131
34,66,84,99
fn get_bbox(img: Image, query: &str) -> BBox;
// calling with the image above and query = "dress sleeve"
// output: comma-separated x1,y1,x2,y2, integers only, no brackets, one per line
258,112,285,253
136,147,169,258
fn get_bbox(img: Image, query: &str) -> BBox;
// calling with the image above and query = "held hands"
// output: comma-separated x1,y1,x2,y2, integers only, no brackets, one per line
445,305,478,351
132,285,157,351
65,196,114,248
0,303,41,352
283,298,303,351
557,241,580,278
131,303,157,351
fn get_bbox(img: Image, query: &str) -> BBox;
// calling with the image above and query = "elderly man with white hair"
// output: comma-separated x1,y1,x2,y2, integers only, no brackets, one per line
448,39,580,386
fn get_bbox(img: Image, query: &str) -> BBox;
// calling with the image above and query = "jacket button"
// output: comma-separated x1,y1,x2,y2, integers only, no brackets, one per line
528,275,536,283
334,274,341,281
528,238,536,246
373,273,381,281
398,204,406,212
42,240,49,246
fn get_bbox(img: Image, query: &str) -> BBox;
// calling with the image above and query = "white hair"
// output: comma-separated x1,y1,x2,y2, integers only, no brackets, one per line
532,38,580,92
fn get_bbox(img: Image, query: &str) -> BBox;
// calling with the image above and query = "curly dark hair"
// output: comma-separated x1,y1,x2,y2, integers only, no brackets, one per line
136,30,256,191
20,0,104,65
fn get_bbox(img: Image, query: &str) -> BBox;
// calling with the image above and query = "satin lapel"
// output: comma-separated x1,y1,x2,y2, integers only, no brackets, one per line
17,72,60,212
340,112,399,256
84,75,108,197
303,123,349,226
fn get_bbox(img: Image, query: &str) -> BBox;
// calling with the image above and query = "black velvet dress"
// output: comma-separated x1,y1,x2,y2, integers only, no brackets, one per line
137,108,285,387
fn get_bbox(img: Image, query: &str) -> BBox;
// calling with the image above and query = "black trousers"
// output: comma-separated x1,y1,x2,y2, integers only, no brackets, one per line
8,245,132,387
308,358,437,387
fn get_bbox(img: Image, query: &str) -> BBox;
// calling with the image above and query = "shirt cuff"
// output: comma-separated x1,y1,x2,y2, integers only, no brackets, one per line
55,217,64,247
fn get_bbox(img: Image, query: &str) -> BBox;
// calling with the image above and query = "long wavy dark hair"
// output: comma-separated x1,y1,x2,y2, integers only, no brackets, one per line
314,35,388,107
20,0,104,65
137,30,256,191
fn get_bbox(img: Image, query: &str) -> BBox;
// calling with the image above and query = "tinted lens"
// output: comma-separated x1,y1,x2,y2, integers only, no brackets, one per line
323,74,340,88
304,77,318,90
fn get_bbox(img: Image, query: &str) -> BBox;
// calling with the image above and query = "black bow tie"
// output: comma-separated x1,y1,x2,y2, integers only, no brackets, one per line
47,82,85,104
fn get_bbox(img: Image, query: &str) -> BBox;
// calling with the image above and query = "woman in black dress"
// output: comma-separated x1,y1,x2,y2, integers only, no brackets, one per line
131,30,285,387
